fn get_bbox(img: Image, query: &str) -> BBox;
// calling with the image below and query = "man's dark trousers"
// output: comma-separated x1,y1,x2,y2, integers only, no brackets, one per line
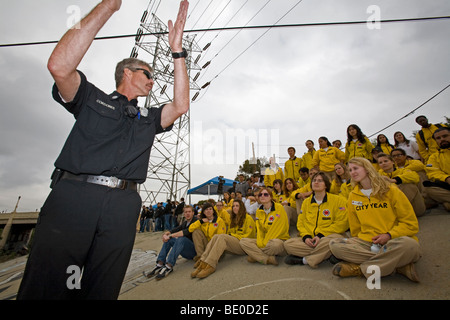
17,179,141,299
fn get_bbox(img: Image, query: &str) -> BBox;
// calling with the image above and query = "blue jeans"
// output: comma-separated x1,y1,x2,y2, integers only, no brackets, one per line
157,237,196,267
164,214,172,230
154,217,163,231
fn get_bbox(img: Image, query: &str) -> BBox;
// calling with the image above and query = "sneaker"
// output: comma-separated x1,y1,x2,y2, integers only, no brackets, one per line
332,262,362,277
328,254,341,265
196,264,216,279
396,263,420,282
266,256,278,266
143,265,163,278
156,266,173,280
284,255,305,265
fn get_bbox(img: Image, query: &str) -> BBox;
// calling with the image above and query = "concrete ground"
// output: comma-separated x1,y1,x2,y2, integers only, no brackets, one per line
1,206,448,303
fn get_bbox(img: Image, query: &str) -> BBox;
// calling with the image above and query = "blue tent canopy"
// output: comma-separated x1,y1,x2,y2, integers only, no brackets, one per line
187,176,235,195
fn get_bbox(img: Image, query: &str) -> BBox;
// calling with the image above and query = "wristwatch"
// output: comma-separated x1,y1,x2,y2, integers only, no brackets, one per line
172,48,187,59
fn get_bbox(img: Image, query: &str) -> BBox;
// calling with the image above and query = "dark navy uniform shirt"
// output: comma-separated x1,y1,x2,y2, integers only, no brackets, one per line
52,70,173,183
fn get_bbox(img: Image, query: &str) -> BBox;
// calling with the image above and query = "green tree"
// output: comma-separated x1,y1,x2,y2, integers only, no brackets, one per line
235,157,269,180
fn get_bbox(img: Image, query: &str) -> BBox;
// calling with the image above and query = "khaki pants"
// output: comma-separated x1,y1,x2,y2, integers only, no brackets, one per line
398,184,426,217
283,205,298,226
192,229,209,258
329,236,421,278
201,234,245,268
284,233,344,268
240,238,286,264
425,186,450,211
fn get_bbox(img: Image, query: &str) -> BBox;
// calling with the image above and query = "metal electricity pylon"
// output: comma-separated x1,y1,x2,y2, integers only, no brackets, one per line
130,4,203,205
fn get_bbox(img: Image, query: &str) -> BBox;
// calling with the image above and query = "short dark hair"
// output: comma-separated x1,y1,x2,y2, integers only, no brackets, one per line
311,172,331,192
433,127,450,139
115,58,152,88
391,148,406,156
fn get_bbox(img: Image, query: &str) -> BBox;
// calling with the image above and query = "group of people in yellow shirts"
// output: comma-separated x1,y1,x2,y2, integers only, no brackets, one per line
147,117,449,285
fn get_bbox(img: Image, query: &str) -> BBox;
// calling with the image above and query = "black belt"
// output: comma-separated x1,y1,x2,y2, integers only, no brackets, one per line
60,171,137,191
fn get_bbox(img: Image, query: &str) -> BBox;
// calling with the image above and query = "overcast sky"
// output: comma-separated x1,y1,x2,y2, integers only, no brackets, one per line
1,0,449,211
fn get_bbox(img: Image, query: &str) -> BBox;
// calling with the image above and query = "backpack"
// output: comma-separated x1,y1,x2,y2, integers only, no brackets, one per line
418,123,443,149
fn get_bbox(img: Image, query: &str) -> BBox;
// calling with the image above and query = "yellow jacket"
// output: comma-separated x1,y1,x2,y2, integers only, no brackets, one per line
223,199,233,212
284,157,302,181
378,143,394,155
301,149,316,169
216,208,231,227
338,181,353,199
426,148,450,182
264,166,284,187
347,184,419,242
330,180,353,199
416,124,448,161
378,167,420,185
228,214,256,240
312,147,345,172
285,189,301,208
345,137,374,162
188,216,226,242
399,159,426,172
297,177,311,189
298,193,348,240
272,191,286,204
255,202,290,248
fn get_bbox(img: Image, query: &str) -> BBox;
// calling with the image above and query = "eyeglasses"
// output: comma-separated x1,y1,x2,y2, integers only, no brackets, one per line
132,68,153,80
259,192,270,197
391,154,404,158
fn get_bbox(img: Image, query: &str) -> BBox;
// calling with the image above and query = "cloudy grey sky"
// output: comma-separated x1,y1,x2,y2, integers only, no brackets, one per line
1,0,449,211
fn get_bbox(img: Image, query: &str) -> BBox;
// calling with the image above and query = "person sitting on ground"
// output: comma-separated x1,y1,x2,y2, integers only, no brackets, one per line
297,167,310,188
271,179,285,203
284,172,348,268
423,127,450,211
391,148,430,206
281,178,301,226
329,157,421,283
188,202,226,260
145,205,198,280
240,187,290,265
191,200,256,279
294,167,319,209
244,188,261,220
222,191,233,213
415,115,448,162
393,131,421,160
215,200,231,230
330,163,353,199
376,134,395,155
371,146,382,171
377,153,426,217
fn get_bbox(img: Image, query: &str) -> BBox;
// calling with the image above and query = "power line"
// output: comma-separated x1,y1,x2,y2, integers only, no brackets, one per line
1,15,449,48
367,82,450,138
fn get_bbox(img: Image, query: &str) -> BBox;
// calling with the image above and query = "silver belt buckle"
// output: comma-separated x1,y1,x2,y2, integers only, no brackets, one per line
107,176,119,188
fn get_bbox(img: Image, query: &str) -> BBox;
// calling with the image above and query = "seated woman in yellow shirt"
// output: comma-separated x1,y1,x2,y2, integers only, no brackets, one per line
189,202,227,259
377,153,426,217
191,200,256,279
